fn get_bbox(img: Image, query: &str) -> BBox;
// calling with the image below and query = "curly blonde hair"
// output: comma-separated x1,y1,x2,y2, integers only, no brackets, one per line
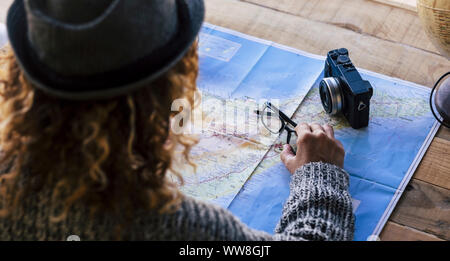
0,43,198,227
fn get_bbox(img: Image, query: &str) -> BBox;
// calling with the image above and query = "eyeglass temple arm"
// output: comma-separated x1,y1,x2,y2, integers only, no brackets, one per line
266,102,297,128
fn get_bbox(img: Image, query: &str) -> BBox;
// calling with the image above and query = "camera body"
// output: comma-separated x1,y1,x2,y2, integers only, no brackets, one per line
320,48,373,129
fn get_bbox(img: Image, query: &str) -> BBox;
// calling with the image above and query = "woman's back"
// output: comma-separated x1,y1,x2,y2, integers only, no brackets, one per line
0,0,354,241
1,162,352,241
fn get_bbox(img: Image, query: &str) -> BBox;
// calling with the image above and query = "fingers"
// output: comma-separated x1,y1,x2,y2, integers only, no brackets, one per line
335,139,344,150
294,122,337,144
280,144,295,164
310,123,325,134
323,124,335,139
296,123,334,137
295,123,311,136
282,123,344,173
296,122,331,136
280,144,297,174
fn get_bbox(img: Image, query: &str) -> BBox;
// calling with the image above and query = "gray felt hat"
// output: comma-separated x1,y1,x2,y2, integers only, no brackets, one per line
6,0,205,100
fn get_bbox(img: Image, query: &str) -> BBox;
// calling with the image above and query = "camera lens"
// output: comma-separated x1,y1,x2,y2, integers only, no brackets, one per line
319,77,343,115
319,82,332,113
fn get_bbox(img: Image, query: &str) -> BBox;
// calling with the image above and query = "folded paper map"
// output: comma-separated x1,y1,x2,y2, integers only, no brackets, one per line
177,23,439,241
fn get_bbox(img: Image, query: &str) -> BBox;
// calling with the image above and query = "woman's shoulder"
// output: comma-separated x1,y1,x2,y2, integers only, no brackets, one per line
133,194,272,241
0,188,271,240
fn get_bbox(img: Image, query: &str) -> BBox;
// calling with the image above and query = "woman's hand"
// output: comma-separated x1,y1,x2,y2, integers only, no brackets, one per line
280,123,345,174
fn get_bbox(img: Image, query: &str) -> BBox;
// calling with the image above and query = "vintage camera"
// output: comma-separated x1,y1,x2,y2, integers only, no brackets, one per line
319,48,374,129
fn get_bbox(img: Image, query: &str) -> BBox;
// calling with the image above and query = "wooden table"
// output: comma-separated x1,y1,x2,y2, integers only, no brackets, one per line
0,0,449,241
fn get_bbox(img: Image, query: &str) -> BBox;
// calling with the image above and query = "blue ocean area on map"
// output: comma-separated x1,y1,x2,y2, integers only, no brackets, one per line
196,24,438,241
228,73,436,240
198,26,323,102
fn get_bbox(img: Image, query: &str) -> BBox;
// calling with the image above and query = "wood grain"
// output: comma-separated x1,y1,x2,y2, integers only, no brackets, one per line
414,137,450,190
242,0,438,55
372,0,417,11
437,127,450,141
390,179,450,240
206,0,449,88
380,221,444,240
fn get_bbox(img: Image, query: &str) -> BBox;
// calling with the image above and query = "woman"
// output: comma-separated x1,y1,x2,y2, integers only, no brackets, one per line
0,0,354,240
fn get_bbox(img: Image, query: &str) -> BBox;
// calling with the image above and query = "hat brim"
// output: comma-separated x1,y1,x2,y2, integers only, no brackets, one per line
7,0,205,100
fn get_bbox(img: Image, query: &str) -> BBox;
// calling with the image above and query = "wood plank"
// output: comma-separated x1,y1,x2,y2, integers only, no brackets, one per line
389,179,450,240
380,221,444,240
437,127,450,141
413,137,450,190
372,0,417,11
242,0,439,55
206,0,449,88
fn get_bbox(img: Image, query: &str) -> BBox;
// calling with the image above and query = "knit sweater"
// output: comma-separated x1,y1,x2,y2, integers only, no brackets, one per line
0,162,354,241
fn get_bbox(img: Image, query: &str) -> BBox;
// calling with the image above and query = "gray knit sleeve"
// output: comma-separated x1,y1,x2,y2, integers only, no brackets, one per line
166,162,354,241
167,196,273,241
273,162,355,241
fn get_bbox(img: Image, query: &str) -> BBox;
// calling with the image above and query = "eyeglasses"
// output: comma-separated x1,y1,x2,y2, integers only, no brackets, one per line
256,102,298,153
